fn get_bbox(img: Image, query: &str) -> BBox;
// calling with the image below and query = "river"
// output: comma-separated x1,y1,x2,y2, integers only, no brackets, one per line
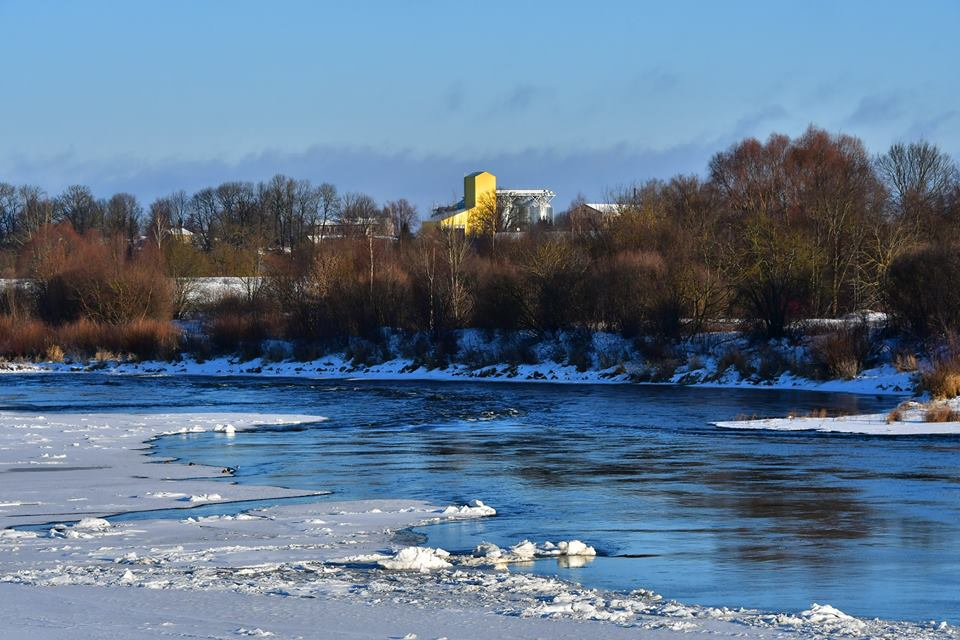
3,373,957,623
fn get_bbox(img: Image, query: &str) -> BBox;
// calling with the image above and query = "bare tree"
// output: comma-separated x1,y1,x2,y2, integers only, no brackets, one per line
260,175,297,251
189,188,221,251
314,182,340,243
18,186,53,242
340,192,380,237
876,141,959,223
54,185,102,234
0,183,23,246
147,196,174,249
216,181,259,247
291,179,319,249
382,198,418,248
443,229,471,326
469,191,511,251
413,230,441,333
104,193,143,243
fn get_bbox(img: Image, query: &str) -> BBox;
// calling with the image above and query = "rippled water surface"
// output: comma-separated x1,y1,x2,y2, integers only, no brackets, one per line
3,374,958,622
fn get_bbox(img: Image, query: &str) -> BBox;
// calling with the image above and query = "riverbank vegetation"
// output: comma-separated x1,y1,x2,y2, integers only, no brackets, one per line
1,127,959,390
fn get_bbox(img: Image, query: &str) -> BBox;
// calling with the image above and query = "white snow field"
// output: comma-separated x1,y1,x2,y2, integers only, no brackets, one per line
0,410,956,639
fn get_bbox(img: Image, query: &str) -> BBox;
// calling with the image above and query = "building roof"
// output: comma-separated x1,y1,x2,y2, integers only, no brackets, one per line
583,203,623,215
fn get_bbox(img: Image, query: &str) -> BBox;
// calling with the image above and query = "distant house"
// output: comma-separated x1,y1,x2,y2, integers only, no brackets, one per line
564,202,624,234
169,226,195,243
306,217,396,242
571,203,624,217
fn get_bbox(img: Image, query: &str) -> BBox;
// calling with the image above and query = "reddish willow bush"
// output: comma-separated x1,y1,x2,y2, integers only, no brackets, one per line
21,224,173,324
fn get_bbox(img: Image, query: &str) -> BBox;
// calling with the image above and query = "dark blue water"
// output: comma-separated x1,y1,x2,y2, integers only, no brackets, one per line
3,374,958,623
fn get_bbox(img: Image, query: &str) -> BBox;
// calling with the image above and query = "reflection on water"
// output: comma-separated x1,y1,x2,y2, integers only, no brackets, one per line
3,374,959,622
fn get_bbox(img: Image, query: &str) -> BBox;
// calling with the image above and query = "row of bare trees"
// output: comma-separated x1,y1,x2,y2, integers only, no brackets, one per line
3,127,960,346
0,176,419,266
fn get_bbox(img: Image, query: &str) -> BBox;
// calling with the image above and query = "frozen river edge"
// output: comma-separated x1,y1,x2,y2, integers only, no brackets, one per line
0,409,955,638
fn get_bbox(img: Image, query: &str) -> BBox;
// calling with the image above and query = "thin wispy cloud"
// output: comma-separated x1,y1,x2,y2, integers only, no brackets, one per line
846,92,906,126
628,68,681,95
902,110,960,144
732,105,789,138
486,84,552,116
442,83,465,114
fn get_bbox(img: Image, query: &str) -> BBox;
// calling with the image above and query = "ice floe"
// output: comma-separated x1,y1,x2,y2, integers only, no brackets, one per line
378,547,452,572
440,499,496,517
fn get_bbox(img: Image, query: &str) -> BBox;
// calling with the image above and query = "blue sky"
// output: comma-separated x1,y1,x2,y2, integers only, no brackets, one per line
1,0,958,212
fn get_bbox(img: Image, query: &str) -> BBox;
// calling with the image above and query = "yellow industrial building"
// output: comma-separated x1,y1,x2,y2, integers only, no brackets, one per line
429,171,497,234
429,171,555,235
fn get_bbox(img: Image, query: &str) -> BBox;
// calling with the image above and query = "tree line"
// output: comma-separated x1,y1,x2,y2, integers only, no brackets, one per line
1,125,959,362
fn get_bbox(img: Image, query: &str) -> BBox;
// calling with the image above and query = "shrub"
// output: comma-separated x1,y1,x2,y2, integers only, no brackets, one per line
597,345,630,371
756,348,790,381
461,347,495,370
0,316,50,358
893,350,919,373
424,330,460,368
57,319,117,358
118,319,181,361
291,340,328,363
650,358,680,381
94,349,118,362
45,344,65,362
716,347,753,379
471,263,523,332
886,245,960,338
345,336,397,368
208,313,269,356
886,401,917,424
918,357,960,400
565,329,594,372
260,341,290,363
809,325,872,380
27,226,174,324
497,335,539,367
636,336,675,363
924,403,960,423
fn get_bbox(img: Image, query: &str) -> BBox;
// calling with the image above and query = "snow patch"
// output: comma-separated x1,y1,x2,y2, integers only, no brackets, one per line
470,539,597,565
235,628,275,637
441,499,496,518
378,547,452,572
215,423,237,435
799,603,867,631
183,493,223,503
73,517,111,531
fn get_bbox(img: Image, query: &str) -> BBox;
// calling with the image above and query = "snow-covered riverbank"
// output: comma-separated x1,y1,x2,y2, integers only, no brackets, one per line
0,351,915,396
0,408,956,638
715,399,960,435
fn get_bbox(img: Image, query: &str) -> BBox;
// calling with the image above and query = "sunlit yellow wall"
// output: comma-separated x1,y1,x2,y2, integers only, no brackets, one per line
438,210,472,230
464,171,496,209
439,171,496,234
